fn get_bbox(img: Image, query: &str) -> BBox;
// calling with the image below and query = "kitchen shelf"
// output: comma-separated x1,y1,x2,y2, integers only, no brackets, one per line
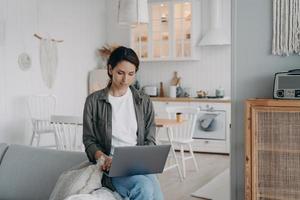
151,97,231,103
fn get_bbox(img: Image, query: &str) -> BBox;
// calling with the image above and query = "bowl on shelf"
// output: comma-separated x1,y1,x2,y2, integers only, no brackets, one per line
196,90,208,98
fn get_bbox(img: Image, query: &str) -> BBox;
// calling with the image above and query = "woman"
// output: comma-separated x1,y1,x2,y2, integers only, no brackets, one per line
83,46,163,200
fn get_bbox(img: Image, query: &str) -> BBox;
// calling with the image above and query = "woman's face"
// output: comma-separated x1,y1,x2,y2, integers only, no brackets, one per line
109,60,136,90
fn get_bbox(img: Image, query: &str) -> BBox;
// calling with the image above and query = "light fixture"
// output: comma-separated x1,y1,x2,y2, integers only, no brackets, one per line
198,0,230,46
118,0,149,26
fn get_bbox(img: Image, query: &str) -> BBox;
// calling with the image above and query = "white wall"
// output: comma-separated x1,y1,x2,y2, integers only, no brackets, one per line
0,0,107,144
107,0,231,97
232,0,300,199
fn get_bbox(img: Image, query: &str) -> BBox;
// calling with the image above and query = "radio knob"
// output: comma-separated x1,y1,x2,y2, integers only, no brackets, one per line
295,90,300,97
277,90,284,97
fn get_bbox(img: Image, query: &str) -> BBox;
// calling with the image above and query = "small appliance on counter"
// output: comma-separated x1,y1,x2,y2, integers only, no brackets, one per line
273,69,300,99
215,87,225,98
143,85,158,97
195,88,226,99
196,90,208,98
169,86,177,98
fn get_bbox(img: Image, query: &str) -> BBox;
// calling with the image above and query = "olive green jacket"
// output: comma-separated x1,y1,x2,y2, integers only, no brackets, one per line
82,85,156,190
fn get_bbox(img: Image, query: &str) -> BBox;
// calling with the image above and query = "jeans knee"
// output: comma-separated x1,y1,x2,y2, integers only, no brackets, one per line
130,179,154,199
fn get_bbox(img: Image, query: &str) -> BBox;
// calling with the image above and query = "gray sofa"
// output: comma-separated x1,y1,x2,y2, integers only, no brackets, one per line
0,143,87,200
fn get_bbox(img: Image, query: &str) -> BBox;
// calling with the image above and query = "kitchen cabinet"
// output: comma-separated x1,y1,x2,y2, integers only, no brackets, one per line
245,99,300,200
130,0,201,61
153,99,231,154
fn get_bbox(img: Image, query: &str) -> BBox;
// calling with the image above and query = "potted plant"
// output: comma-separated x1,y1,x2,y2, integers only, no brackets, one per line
98,43,119,68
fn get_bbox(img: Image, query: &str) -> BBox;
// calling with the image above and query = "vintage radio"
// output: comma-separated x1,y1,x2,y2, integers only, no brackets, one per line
273,69,300,99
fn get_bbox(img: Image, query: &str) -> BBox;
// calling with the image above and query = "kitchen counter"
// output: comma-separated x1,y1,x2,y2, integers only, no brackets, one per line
151,97,231,103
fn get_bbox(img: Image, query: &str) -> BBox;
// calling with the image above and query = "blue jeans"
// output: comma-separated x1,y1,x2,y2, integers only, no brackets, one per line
111,174,164,200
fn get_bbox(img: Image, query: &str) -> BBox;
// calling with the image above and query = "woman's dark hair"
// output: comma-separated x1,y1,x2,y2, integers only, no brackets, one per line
106,46,139,86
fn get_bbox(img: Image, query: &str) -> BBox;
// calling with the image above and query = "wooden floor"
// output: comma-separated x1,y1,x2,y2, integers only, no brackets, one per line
157,152,230,200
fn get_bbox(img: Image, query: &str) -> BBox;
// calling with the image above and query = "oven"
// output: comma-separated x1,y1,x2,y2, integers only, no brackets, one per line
193,107,226,140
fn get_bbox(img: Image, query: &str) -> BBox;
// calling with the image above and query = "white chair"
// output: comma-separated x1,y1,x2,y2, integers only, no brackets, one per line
161,106,199,178
51,115,83,151
156,120,184,181
27,94,58,149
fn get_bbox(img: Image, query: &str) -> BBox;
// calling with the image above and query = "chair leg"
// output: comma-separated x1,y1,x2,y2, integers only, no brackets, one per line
189,143,199,171
37,134,41,147
166,128,183,181
53,131,59,150
30,131,36,146
180,145,186,178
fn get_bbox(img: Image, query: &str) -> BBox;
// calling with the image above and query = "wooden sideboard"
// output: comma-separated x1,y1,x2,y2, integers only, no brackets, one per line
245,99,300,200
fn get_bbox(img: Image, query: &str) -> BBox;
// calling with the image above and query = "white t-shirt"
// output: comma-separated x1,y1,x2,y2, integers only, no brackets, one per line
108,88,137,155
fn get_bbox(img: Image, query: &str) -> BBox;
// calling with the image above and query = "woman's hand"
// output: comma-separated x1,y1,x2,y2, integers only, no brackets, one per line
100,154,112,172
95,150,112,171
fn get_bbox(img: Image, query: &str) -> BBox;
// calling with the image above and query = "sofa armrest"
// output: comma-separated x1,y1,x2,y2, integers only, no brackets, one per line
0,144,87,200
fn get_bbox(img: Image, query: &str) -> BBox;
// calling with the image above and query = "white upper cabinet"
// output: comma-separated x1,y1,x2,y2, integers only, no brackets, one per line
130,0,201,61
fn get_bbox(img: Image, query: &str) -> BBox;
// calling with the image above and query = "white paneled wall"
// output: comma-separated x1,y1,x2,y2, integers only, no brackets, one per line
0,0,106,144
139,46,231,97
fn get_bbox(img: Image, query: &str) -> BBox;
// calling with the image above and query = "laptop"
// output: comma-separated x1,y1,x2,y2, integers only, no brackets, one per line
105,145,171,177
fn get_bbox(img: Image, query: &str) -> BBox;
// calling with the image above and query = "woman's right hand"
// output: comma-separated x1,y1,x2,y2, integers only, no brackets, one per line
95,151,112,172
100,154,112,172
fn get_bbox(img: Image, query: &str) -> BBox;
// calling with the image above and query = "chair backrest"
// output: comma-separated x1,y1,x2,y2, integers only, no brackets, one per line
27,94,56,121
165,106,199,141
51,115,83,151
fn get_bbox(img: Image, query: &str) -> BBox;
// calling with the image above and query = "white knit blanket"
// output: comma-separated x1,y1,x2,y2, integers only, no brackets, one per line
50,158,123,200
64,188,121,200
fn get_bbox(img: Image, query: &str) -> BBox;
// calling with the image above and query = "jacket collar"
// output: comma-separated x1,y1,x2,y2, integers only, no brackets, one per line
97,85,142,104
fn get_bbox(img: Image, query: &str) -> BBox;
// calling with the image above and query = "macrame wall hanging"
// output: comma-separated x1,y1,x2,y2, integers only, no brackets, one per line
272,0,300,56
34,34,63,88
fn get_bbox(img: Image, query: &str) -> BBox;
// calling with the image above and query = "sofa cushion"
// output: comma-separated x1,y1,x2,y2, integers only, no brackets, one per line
0,144,87,200
0,143,9,164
